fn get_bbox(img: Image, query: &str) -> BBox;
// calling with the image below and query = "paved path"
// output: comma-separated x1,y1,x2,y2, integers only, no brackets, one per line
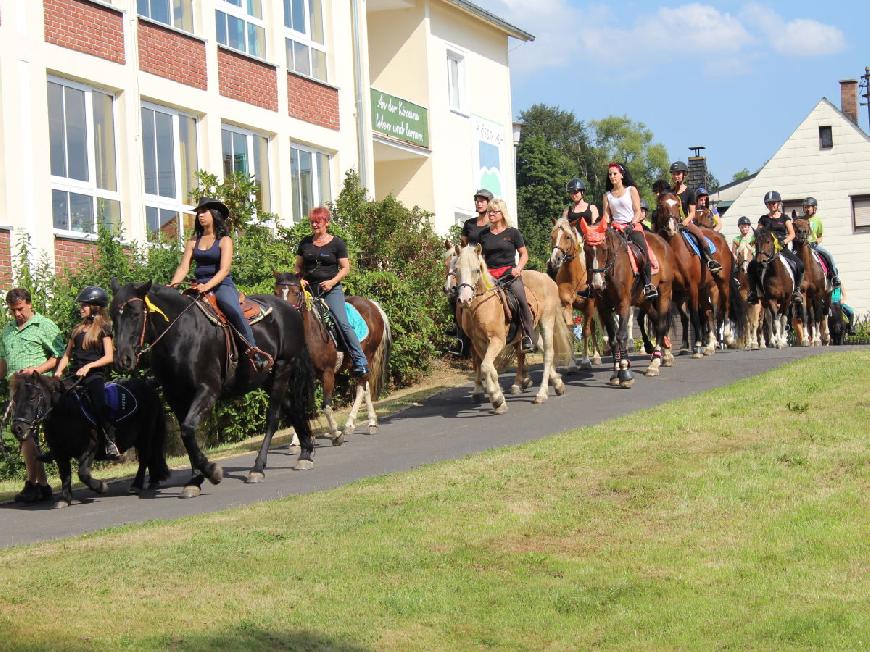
0,347,836,547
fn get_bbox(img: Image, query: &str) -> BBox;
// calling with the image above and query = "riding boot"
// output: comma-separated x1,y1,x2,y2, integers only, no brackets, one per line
101,421,121,461
702,244,722,274
791,270,804,305
642,262,658,300
510,276,536,353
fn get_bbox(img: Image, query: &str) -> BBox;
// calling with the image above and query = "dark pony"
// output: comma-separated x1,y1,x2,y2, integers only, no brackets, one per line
274,272,391,444
110,281,316,496
792,217,831,346
752,228,794,348
9,373,170,508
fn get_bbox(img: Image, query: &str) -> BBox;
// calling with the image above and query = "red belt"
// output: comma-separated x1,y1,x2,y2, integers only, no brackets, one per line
489,265,512,279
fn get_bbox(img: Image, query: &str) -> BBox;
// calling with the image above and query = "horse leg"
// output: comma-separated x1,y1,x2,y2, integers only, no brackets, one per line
589,309,602,366
77,446,108,496
480,337,507,414
562,304,579,374
616,301,633,388
471,350,485,401
534,316,561,404
677,300,691,354
364,381,379,434
343,380,366,439
511,348,525,395
321,369,340,440
602,309,620,386
248,359,297,480
54,456,73,508
175,388,222,498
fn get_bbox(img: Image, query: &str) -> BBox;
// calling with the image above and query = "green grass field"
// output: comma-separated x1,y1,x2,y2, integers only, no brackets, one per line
1,351,867,650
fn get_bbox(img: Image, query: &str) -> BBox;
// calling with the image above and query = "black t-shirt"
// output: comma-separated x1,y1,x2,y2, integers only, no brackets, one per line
479,227,525,269
758,213,790,242
678,188,696,217
69,324,111,374
567,204,593,226
296,235,349,283
462,217,488,246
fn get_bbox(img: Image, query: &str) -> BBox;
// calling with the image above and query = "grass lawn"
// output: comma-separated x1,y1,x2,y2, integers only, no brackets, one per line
0,351,867,650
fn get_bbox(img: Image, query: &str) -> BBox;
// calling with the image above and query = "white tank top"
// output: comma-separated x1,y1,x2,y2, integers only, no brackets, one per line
607,189,635,225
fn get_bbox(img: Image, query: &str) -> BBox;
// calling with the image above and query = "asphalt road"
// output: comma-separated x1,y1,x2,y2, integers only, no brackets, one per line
0,346,837,547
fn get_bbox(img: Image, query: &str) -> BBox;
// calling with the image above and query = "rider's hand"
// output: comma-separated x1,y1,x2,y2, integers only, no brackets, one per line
75,365,90,378
319,279,336,292
19,367,39,375
510,267,522,278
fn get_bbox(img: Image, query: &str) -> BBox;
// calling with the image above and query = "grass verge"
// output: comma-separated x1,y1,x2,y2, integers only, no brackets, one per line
0,351,867,650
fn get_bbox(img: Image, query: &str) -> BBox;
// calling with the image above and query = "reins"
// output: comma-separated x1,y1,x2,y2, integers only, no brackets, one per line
118,292,198,361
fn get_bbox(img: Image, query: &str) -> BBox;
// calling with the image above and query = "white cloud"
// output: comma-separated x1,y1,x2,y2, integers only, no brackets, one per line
741,4,845,56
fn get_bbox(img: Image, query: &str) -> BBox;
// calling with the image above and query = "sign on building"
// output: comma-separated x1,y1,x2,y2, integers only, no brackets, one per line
370,89,429,148
472,115,504,198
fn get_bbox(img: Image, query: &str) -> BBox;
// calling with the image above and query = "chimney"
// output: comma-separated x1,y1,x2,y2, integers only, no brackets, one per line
840,79,858,124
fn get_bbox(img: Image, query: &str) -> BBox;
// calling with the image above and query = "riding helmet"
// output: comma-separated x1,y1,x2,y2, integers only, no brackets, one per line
737,216,752,226
566,178,586,194
803,196,818,208
695,186,709,198
669,161,689,174
639,199,649,210
763,190,782,204
76,286,109,307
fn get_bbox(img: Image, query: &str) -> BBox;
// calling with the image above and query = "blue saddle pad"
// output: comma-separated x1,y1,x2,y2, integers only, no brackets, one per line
77,382,139,426
681,229,717,257
346,303,369,343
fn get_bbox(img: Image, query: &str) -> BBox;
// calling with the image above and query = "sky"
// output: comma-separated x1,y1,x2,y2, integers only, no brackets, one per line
475,0,870,184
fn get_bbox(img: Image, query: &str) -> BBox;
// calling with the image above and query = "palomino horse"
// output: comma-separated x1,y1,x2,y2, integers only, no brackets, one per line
548,217,602,369
579,218,674,387
792,218,831,346
274,272,392,444
752,228,795,349
654,194,739,357
455,245,569,413
111,281,316,494
733,239,763,350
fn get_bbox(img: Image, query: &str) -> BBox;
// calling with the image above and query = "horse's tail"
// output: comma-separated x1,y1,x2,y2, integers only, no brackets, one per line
552,311,575,367
285,345,318,435
728,269,746,341
369,301,392,401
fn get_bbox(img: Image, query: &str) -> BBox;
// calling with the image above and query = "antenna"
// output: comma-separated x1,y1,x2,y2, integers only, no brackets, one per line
860,67,870,132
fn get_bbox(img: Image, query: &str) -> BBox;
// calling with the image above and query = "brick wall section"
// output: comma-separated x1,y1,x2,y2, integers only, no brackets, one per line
0,230,12,291
217,48,278,112
287,73,340,130
138,20,207,90
54,237,97,276
43,0,125,64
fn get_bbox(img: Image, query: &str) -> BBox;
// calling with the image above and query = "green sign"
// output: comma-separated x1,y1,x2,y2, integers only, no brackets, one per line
371,88,429,148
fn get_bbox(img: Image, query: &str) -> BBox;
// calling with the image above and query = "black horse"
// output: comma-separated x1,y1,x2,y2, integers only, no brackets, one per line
110,281,315,497
9,373,170,508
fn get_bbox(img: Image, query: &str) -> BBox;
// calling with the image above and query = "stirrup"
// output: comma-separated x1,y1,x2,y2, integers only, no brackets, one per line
447,338,465,356
577,287,592,299
248,347,274,373
707,258,722,273
520,335,535,353
832,276,841,287
643,284,658,299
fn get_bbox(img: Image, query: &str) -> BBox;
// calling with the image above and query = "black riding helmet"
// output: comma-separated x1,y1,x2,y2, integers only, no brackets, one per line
566,178,586,194
763,190,782,204
737,216,752,226
696,186,709,198
639,199,649,210
803,196,817,207
669,161,689,174
76,286,109,307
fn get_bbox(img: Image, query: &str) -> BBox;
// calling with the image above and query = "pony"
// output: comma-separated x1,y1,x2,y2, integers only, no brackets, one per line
9,373,170,508
792,218,831,346
548,217,603,369
273,272,392,444
110,280,316,496
733,238,763,350
579,218,674,387
827,302,847,345
455,244,569,413
751,228,795,349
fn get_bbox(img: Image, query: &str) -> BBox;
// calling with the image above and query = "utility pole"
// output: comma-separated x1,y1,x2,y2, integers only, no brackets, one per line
861,67,870,133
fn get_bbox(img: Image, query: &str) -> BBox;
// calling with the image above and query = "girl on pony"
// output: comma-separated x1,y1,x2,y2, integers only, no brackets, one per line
694,187,721,232
748,190,804,306
54,286,119,460
731,216,755,257
669,161,721,273
478,198,535,353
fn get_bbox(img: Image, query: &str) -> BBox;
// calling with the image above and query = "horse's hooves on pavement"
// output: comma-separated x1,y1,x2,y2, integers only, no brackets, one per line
207,465,223,485
294,459,315,471
620,379,634,388
367,425,378,435
53,500,71,509
96,481,109,494
691,352,704,359
645,368,659,377
331,433,345,446
532,395,547,404
246,471,265,484
180,485,201,499
510,384,521,395
492,402,508,415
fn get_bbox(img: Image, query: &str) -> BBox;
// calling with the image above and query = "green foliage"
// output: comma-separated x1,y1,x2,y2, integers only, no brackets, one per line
732,168,752,183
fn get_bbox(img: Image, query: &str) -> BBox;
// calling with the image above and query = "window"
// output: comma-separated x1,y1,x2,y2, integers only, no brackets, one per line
222,126,271,211
819,125,833,149
447,51,465,114
216,0,266,58
852,195,870,232
141,104,198,241
284,0,327,81
137,0,193,32
48,79,120,235
290,144,331,221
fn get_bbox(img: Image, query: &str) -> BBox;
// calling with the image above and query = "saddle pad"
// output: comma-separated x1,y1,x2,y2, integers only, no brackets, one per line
346,303,369,343
77,382,139,426
680,230,717,257
778,254,796,288
811,250,828,277
626,238,660,276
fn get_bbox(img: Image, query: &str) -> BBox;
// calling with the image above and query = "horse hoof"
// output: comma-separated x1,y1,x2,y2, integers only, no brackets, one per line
554,382,566,396
206,464,223,485
128,484,143,495
510,384,521,395
690,352,703,360
620,378,634,388
608,375,620,386
522,377,534,390
180,485,201,499
246,471,265,484
331,432,345,446
579,360,592,370
294,459,315,471
492,400,508,414
368,425,378,435
53,499,71,509
533,394,547,404
645,367,659,377
592,356,602,366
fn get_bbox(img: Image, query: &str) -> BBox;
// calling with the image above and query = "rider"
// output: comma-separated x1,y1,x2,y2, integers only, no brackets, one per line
461,189,493,246
694,187,722,232
53,286,120,460
803,197,841,287
478,198,536,353
640,199,652,231
295,206,370,377
832,284,857,335
748,190,804,305
170,197,273,372
670,161,722,273
603,162,658,300
563,178,599,230
731,216,755,257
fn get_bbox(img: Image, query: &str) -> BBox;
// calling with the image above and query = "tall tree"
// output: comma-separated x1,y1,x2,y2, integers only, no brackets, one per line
731,168,752,183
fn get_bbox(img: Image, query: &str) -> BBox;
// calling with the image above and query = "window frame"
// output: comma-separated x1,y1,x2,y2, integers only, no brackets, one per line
283,0,328,82
851,194,870,233
137,0,194,33
289,143,333,222
48,76,121,239
215,0,267,59
446,49,467,116
819,125,833,150
221,124,272,212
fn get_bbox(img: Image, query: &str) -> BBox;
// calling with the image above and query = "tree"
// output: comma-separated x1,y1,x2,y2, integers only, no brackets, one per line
705,172,720,193
731,168,752,183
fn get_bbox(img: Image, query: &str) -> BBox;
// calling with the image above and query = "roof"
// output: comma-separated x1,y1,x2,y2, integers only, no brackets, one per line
717,171,758,192
440,0,535,42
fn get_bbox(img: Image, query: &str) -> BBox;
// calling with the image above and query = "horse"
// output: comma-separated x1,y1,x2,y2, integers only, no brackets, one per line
110,280,316,495
751,228,795,349
653,193,740,358
579,218,674,387
9,373,170,508
828,302,847,345
273,272,391,444
548,217,603,369
455,245,569,413
733,238,763,350
792,218,831,346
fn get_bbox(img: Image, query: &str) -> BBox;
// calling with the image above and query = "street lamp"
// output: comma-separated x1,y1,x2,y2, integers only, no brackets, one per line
512,121,523,146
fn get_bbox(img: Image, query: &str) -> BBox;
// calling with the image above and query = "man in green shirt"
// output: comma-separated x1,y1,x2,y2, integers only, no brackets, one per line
803,197,840,287
0,288,65,503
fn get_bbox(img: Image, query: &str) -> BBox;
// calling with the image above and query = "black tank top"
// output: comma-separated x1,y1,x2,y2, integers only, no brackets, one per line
192,236,224,282
69,325,110,374
567,203,593,225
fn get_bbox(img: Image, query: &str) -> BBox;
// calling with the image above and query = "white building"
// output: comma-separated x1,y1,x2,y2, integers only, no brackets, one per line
722,81,870,314
0,0,531,282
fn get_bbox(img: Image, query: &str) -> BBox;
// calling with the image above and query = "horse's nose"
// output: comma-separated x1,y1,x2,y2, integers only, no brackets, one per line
10,422,26,439
116,353,135,371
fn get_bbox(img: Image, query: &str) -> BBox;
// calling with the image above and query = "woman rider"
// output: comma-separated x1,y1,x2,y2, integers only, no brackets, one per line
803,197,841,287
295,206,369,377
694,187,721,232
478,198,535,353
461,189,493,246
170,197,272,372
562,178,599,230
669,161,722,273
602,162,658,300
748,190,804,306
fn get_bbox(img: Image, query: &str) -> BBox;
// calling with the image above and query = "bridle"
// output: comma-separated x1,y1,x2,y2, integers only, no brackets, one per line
551,226,577,268
10,376,83,441
275,281,304,310
115,293,194,362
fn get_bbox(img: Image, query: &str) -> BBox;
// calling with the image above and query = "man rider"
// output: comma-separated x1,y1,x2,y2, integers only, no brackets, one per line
461,189,493,246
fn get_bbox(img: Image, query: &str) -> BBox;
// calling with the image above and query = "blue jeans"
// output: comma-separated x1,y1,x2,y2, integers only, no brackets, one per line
321,284,367,369
211,281,257,348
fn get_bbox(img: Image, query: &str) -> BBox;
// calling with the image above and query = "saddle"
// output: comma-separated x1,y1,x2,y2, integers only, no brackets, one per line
494,277,540,346
680,228,717,258
308,292,369,360
615,226,660,276
72,382,138,426
811,249,829,278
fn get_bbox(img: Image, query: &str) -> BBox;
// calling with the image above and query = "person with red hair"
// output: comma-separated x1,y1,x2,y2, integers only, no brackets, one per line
295,207,369,376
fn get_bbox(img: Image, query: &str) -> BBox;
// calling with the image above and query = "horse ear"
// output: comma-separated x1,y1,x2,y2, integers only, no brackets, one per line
474,243,482,255
273,270,280,279
454,244,461,256
443,238,451,250
134,280,153,295
550,216,556,225
597,218,607,232
110,276,119,293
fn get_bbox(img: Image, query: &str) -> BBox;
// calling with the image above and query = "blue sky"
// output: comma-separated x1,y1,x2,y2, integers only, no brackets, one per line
476,0,869,184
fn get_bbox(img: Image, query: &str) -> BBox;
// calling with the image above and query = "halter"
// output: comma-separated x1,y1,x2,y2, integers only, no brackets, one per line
10,376,84,441
275,280,305,310
116,293,195,362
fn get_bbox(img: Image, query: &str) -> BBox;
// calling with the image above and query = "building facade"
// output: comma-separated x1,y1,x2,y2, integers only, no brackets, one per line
0,0,530,282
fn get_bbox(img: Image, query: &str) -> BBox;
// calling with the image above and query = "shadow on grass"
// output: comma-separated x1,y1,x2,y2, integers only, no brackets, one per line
152,627,372,652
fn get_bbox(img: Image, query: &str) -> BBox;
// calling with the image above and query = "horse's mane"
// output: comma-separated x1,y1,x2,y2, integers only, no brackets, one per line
457,244,492,289
552,216,580,246
274,271,302,285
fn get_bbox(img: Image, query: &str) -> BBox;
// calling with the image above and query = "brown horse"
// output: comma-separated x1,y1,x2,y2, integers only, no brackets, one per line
733,238,763,350
548,217,602,369
752,228,795,348
579,218,674,387
694,208,719,230
274,273,391,444
792,218,831,346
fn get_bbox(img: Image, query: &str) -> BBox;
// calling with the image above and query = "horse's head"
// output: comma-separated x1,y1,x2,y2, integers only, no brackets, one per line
442,243,461,295
549,217,580,271
735,240,754,270
9,372,55,442
110,279,153,372
792,217,811,245
754,228,776,264
274,271,304,307
579,218,609,290
654,192,681,236
456,244,488,305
